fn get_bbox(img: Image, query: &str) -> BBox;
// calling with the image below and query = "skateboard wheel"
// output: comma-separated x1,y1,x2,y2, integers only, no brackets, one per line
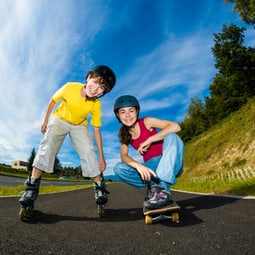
145,215,152,224
172,212,179,223
19,207,26,221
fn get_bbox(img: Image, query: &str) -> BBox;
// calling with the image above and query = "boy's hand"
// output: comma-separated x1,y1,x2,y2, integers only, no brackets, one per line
41,122,47,133
99,158,106,172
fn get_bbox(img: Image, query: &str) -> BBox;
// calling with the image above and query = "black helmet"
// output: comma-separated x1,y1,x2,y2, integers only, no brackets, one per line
90,65,116,93
114,95,140,118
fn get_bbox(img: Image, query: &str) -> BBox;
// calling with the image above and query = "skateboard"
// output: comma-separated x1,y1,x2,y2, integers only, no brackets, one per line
143,202,180,224
19,205,34,221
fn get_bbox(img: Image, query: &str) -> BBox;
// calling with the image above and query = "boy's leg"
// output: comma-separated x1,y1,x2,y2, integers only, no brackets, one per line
69,125,108,205
92,174,109,205
19,171,42,207
69,125,101,178
33,118,68,173
19,118,68,207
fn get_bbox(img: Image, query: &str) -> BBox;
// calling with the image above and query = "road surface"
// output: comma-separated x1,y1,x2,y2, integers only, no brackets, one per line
0,182,254,255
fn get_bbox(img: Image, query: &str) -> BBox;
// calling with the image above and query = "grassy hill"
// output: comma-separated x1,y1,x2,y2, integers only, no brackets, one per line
174,97,255,196
1,99,255,197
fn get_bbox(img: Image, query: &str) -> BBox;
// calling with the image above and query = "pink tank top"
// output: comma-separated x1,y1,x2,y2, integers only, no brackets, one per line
131,118,163,162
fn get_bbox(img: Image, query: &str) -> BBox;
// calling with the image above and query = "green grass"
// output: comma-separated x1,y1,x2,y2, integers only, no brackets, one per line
3,97,255,200
0,184,93,197
173,177,255,196
183,97,255,177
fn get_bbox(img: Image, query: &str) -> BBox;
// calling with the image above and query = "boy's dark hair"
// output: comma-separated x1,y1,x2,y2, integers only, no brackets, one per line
86,65,116,94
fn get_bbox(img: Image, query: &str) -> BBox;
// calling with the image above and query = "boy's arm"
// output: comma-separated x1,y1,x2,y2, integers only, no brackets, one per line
41,99,56,133
93,126,106,172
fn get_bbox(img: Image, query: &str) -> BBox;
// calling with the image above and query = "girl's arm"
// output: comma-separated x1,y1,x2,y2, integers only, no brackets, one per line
138,117,181,154
120,143,156,181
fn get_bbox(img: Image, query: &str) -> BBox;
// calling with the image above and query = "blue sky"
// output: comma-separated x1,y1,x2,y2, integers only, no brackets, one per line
0,0,254,177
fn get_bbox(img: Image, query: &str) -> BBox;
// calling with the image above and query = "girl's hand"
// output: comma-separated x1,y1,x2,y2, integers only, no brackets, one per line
138,139,151,155
136,164,156,182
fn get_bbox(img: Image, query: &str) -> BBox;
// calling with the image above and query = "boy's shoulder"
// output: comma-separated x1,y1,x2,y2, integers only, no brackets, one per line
65,82,84,87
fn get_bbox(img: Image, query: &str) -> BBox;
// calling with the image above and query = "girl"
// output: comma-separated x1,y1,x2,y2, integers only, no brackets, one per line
113,95,184,209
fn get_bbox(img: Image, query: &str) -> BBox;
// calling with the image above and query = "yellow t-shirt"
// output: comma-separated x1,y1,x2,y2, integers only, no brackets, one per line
52,82,101,127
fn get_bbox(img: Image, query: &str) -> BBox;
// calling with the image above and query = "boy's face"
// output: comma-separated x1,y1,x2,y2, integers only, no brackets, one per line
117,106,138,126
85,75,106,98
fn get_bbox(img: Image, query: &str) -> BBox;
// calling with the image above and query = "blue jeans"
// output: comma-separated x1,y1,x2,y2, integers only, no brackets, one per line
113,133,184,191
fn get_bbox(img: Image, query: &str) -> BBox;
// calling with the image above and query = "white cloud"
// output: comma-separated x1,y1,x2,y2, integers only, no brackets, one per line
0,0,107,164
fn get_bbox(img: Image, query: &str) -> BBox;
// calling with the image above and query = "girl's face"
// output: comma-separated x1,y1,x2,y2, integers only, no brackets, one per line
117,106,138,126
85,75,106,98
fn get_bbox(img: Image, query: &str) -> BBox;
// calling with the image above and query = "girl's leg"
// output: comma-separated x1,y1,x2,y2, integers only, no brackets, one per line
156,133,184,189
114,157,161,188
114,162,147,188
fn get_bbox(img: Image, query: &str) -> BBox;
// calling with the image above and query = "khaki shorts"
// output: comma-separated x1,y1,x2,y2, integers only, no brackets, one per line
33,118,100,177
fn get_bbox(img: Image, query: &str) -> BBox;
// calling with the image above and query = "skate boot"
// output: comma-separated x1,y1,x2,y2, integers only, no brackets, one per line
143,185,172,210
18,176,41,221
93,178,109,217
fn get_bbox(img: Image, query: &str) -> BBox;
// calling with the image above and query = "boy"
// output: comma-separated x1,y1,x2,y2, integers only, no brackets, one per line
19,65,116,208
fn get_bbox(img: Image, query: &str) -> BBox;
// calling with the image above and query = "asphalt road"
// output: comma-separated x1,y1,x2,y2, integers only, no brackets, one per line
0,174,86,186
0,182,254,255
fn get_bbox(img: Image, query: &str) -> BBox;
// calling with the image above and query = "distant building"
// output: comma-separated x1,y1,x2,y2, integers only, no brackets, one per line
11,160,28,170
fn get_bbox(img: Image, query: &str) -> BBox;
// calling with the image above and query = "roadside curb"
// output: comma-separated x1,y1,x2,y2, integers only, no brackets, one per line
172,188,255,199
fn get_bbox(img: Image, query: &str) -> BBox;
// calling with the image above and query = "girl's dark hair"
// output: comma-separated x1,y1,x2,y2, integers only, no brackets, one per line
118,125,131,145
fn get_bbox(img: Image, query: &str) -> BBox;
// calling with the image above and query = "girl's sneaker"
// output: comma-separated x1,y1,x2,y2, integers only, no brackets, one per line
143,185,172,209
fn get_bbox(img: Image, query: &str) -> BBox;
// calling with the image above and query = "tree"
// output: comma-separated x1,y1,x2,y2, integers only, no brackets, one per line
54,156,62,175
179,98,209,142
207,23,255,123
188,98,209,133
27,148,36,172
27,147,62,174
179,23,255,142
225,0,255,27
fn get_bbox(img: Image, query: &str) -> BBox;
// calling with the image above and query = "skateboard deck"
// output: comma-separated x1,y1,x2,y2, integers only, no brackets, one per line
143,202,180,224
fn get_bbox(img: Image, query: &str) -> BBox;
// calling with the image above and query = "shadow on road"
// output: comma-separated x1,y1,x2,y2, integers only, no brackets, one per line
16,191,240,228
175,194,239,227
20,207,144,224
19,210,89,224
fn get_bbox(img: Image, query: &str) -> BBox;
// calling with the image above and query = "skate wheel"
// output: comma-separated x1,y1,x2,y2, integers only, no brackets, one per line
145,215,152,224
98,206,104,217
172,212,179,223
19,207,26,221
